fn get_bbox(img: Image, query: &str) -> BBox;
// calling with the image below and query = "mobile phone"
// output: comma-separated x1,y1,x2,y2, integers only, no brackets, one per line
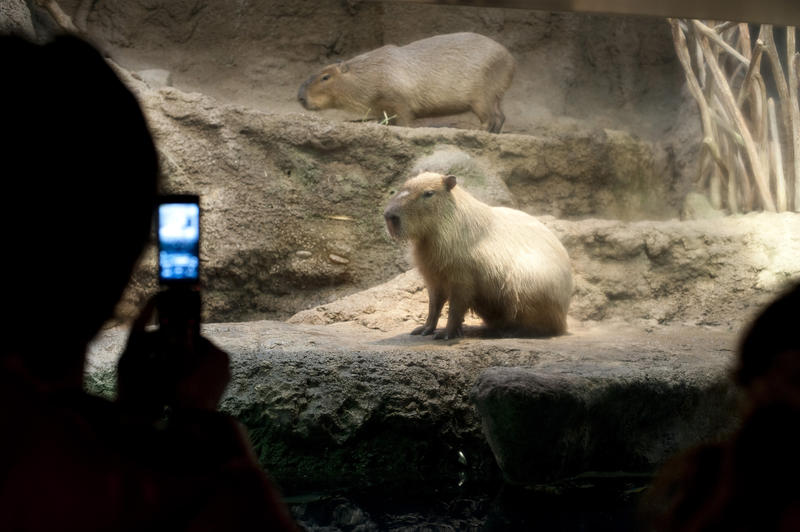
157,194,200,286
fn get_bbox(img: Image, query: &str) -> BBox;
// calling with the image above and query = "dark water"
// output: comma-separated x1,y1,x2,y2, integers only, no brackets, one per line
287,473,650,531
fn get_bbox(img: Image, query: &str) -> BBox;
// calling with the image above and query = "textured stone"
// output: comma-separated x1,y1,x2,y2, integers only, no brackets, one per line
87,318,739,492
472,364,737,485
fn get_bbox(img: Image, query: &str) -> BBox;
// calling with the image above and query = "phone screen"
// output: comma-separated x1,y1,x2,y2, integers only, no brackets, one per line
158,198,200,284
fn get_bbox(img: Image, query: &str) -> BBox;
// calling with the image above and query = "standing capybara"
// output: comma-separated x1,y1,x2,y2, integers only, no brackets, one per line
384,172,573,339
297,32,515,133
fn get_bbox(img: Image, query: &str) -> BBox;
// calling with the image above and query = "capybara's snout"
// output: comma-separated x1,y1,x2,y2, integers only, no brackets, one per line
297,82,309,109
384,208,401,239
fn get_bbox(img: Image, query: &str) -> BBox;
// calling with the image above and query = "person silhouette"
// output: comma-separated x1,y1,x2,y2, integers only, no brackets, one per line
0,34,297,531
641,282,800,531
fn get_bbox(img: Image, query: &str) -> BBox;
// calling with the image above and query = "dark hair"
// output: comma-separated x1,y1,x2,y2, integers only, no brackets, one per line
1,35,159,376
734,282,800,388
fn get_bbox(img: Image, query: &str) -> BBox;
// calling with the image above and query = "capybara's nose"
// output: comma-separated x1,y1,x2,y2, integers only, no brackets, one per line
384,212,400,238
297,84,308,107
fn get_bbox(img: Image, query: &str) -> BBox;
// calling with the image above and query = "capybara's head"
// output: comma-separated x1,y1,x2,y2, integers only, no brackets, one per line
297,62,349,110
384,172,458,241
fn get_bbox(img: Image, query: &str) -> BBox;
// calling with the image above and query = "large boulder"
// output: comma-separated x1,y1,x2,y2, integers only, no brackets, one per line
471,363,736,485
0,0,36,40
87,317,739,493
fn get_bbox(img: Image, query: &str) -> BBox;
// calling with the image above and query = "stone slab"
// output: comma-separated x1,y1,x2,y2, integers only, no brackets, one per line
87,318,740,491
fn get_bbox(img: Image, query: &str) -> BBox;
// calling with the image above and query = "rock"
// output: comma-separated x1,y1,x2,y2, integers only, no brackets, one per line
0,0,36,40
102,81,799,329
86,317,739,492
110,82,686,325
681,191,725,220
471,364,737,485
328,253,350,265
409,147,515,207
135,68,172,89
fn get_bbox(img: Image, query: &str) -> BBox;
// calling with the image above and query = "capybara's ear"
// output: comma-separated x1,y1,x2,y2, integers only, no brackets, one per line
337,61,349,73
444,175,457,190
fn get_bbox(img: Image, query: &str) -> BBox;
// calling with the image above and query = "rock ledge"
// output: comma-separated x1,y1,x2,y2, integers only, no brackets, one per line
87,318,739,491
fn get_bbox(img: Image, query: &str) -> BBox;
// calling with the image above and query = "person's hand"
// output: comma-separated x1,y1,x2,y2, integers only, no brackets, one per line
117,294,231,415
172,334,231,411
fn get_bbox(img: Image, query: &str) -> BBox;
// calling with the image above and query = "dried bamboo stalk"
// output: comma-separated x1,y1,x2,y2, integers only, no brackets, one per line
700,35,776,211
709,100,744,147
760,26,797,208
795,53,800,88
715,130,735,212
74,0,96,32
670,20,717,187
714,21,738,33
34,0,80,34
671,19,798,212
735,152,755,210
737,41,765,107
692,20,751,66
787,28,800,210
689,27,707,89
737,23,752,60
769,98,788,211
753,74,769,175
710,162,723,208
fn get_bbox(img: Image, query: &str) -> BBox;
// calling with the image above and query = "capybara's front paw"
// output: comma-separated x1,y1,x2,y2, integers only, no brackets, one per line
411,325,435,335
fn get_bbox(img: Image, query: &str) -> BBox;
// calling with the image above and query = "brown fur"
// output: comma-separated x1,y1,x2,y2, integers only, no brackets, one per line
298,32,515,133
384,172,573,339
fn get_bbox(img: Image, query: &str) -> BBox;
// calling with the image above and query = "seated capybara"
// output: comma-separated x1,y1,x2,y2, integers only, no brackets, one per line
383,172,573,339
297,32,515,133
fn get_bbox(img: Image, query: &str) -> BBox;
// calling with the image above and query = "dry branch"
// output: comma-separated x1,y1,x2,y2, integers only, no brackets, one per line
699,36,775,210
670,21,716,174
769,98,788,211
692,20,750,67
34,0,80,34
788,28,800,210
672,19,799,213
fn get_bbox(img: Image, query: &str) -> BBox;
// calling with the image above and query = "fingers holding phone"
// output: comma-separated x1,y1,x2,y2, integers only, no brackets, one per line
118,194,230,415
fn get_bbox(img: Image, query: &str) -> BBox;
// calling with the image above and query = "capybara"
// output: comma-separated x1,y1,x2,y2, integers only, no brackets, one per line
297,32,515,133
383,172,573,339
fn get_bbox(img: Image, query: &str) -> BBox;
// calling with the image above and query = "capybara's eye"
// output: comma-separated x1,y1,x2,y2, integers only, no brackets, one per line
423,190,435,198
321,74,330,81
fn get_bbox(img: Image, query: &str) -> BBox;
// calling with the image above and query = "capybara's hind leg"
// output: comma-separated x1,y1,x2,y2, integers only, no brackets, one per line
470,99,492,132
488,97,505,133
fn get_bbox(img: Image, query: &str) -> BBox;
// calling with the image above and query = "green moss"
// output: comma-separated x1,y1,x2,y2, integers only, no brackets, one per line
84,366,117,400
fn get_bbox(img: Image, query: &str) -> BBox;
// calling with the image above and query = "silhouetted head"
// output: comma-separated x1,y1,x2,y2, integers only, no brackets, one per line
1,35,159,383
734,282,800,409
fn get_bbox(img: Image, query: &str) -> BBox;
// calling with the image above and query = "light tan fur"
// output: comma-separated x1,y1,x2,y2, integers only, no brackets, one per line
384,172,573,339
298,32,515,133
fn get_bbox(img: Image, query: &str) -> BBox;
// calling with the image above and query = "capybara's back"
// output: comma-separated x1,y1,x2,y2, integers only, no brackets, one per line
298,33,515,133
384,172,572,339
470,205,573,335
